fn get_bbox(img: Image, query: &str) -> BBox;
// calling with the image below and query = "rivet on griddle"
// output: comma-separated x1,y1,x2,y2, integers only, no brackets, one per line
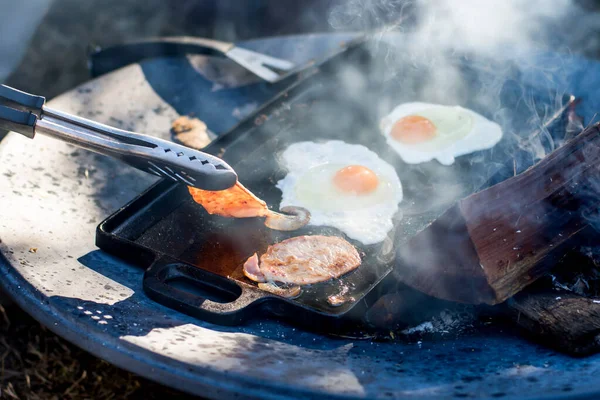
176,152,184,157
189,156,197,161
164,148,172,153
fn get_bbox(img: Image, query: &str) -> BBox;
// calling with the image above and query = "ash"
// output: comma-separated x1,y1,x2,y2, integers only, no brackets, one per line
548,245,600,297
401,307,477,337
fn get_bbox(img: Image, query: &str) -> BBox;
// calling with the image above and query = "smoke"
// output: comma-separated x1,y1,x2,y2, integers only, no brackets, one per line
326,0,593,202
403,0,573,54
325,0,600,313
329,0,588,54
327,0,600,175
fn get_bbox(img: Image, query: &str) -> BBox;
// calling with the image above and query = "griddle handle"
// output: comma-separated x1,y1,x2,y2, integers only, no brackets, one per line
89,38,231,77
143,257,267,325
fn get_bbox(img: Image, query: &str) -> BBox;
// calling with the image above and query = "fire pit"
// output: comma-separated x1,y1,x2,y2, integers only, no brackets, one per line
2,33,600,399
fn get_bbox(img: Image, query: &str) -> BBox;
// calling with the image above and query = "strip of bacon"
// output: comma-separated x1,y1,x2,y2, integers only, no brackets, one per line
188,182,310,230
188,182,268,218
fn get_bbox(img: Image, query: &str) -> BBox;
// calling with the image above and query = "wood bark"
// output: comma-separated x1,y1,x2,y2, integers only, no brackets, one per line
393,124,600,304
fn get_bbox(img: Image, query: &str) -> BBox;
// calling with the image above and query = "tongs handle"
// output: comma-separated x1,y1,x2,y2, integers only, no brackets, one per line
0,84,45,115
0,84,237,191
0,85,46,138
0,105,37,139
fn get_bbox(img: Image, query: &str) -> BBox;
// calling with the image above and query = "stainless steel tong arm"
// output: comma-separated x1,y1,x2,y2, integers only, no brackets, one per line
0,84,237,191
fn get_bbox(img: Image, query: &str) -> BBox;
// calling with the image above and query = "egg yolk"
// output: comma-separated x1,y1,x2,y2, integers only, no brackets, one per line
390,115,437,144
333,165,379,195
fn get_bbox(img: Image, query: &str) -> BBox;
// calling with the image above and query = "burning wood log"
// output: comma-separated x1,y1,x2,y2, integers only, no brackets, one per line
392,123,600,304
507,289,600,356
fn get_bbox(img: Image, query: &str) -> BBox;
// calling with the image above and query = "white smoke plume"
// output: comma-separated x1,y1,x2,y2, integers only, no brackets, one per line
330,0,597,55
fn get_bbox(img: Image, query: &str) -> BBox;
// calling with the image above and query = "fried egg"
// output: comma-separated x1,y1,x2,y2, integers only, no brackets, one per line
276,141,402,245
380,102,503,165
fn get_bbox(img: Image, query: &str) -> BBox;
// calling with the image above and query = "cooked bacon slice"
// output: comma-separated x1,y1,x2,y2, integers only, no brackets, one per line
242,253,264,281
243,235,361,285
171,116,211,149
257,282,302,298
188,183,310,230
188,182,268,218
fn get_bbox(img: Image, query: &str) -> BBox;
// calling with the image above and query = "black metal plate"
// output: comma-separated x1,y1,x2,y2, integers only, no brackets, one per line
97,41,572,334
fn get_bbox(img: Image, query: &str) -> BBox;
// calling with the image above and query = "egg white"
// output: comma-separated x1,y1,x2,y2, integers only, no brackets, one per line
276,141,403,245
380,102,503,165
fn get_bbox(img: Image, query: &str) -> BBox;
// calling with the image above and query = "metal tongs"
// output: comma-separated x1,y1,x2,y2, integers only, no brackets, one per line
0,84,237,191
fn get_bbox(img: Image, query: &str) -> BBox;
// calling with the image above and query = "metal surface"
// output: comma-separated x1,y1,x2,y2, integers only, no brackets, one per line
1,33,600,399
96,42,573,336
90,36,295,83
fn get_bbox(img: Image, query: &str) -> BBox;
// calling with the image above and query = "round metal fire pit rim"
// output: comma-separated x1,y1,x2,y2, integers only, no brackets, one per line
0,252,355,400
2,32,600,400
2,250,600,400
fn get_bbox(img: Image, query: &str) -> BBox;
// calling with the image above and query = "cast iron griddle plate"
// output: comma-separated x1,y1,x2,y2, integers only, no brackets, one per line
97,42,572,333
